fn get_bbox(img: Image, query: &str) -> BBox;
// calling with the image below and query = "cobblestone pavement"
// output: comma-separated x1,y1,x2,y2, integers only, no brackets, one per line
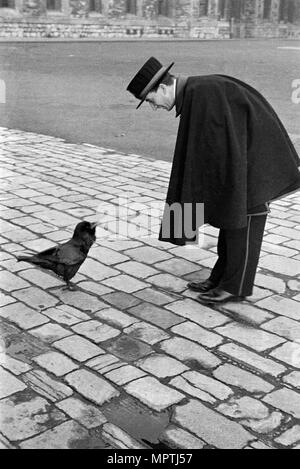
1,127,300,450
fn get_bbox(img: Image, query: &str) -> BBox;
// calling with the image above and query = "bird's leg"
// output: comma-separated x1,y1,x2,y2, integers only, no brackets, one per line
62,280,78,291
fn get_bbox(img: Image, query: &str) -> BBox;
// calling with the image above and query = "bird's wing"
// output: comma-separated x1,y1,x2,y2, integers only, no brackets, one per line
56,241,87,266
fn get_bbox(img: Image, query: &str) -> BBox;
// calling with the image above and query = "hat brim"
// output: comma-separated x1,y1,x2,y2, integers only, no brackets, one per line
136,62,175,109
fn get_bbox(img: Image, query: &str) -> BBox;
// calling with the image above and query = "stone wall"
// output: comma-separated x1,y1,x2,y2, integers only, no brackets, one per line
0,0,300,39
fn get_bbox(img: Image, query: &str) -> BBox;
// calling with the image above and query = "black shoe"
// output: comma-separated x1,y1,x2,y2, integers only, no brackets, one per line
196,287,246,304
187,279,217,293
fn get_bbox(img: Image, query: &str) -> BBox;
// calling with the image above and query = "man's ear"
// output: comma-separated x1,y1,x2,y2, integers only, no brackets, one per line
159,83,168,94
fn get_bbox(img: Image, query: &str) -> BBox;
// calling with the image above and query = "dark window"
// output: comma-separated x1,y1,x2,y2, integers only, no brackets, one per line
46,0,61,10
126,0,137,14
158,0,171,16
229,0,244,19
89,0,102,12
287,0,295,22
0,0,15,7
263,0,272,19
199,0,209,16
218,0,226,18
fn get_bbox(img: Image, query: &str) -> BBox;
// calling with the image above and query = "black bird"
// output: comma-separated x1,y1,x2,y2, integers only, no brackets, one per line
17,221,97,290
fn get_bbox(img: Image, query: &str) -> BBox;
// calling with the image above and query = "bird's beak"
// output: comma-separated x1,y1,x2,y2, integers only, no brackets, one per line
90,222,98,229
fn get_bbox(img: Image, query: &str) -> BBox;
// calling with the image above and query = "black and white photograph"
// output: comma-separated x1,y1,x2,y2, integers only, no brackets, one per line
0,0,300,453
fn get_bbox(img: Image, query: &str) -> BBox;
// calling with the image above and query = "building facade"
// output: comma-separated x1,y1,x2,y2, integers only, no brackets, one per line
0,0,299,39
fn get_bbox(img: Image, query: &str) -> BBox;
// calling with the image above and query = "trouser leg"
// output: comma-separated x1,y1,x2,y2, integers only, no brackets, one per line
218,214,267,297
209,229,227,285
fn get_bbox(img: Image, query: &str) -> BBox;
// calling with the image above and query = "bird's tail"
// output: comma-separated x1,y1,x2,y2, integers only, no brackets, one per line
17,255,39,264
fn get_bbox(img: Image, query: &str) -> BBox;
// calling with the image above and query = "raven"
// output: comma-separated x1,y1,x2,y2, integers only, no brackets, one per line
17,221,97,290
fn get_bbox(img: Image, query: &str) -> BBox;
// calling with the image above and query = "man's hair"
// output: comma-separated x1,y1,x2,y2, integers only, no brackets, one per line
151,73,175,92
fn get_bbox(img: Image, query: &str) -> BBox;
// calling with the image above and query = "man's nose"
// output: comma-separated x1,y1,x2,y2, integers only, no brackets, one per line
149,102,158,111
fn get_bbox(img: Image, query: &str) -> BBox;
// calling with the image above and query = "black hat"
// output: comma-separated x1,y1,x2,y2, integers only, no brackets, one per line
127,57,174,109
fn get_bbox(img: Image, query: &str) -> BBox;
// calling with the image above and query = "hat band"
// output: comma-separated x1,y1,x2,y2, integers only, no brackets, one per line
138,63,174,100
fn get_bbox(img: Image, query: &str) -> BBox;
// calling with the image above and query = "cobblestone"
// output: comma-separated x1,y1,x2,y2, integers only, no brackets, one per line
0,128,300,449
172,400,254,449
33,351,78,376
53,336,103,362
65,369,119,406
263,388,300,418
125,376,184,412
56,397,107,429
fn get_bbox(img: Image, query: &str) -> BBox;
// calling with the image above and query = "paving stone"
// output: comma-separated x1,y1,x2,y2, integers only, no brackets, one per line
166,299,229,328
160,425,206,449
215,323,285,352
124,377,184,412
288,280,300,291
12,287,59,311
283,371,300,389
3,229,37,243
19,420,90,449
0,392,66,441
77,258,119,281
220,302,274,325
0,271,30,292
256,296,300,321
275,425,300,446
271,226,300,241
263,388,300,418
101,291,141,310
56,397,107,429
172,399,254,449
85,354,121,374
0,367,27,398
22,238,57,253
170,371,233,404
262,317,300,342
0,433,15,449
102,274,148,293
136,354,188,378
171,321,224,348
52,289,107,313
33,351,78,376
134,288,177,306
116,261,159,279
250,441,275,449
104,365,146,385
95,307,139,329
42,305,90,326
124,322,169,345
218,343,286,377
104,335,152,362
154,258,199,276
213,364,274,394
218,396,270,420
124,246,172,264
90,246,130,265
102,423,147,449
0,353,32,375
0,293,16,307
100,240,142,252
146,273,187,293
29,323,73,343
65,369,119,406
159,337,221,370
34,209,78,228
270,342,300,368
259,255,300,276
54,335,103,362
168,245,215,261
242,412,284,434
22,369,73,402
19,269,63,288
76,281,113,296
128,302,184,329
72,320,121,343
0,302,49,329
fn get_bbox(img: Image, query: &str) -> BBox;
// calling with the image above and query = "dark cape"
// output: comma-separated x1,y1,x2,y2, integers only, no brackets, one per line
159,75,300,246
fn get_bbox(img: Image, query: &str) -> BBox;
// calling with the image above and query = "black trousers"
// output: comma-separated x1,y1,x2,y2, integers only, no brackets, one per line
208,211,268,297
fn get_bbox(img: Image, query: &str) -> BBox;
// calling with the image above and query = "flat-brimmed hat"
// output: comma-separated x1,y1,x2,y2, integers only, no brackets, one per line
127,57,174,109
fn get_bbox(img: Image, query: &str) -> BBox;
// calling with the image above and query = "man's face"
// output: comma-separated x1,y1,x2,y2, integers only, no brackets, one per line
145,83,175,112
